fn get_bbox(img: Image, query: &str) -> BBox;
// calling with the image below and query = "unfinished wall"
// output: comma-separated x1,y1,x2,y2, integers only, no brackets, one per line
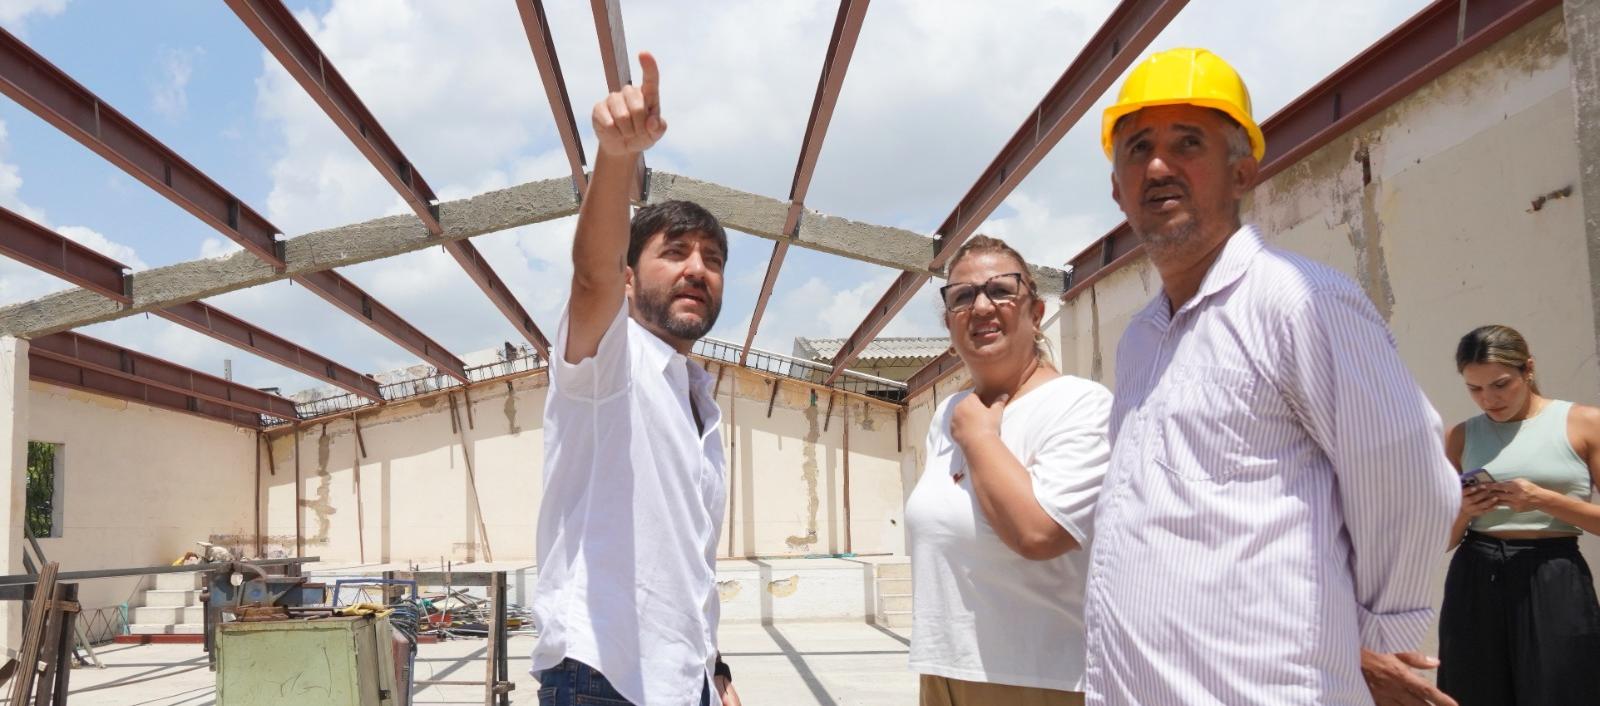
258,363,908,565
24,381,257,617
1028,7,1595,653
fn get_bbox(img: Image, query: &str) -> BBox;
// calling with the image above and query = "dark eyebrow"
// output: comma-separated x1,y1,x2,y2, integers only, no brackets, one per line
1122,127,1153,147
1172,123,1205,136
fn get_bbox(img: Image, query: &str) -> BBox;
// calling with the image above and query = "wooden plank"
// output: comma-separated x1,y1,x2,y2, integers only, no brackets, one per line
10,561,58,704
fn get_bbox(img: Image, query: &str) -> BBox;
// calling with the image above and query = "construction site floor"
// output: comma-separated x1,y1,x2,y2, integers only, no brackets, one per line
22,620,916,705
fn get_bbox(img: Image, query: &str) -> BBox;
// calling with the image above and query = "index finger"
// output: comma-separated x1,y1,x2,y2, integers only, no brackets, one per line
639,51,660,109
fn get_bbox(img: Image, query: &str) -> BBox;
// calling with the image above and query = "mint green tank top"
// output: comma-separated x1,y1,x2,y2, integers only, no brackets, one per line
1462,399,1592,534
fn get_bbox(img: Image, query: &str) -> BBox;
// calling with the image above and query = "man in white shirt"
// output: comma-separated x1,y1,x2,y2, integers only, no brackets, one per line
529,52,740,706
1081,48,1461,705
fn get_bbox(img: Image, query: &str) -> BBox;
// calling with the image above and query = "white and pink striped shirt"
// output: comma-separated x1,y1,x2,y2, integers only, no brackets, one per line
1082,226,1459,705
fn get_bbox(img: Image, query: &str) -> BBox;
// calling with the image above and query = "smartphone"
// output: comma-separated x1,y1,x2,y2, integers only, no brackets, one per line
1460,468,1496,488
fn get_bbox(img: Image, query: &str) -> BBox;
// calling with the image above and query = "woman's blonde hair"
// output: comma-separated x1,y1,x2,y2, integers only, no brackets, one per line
943,234,1055,366
1455,324,1539,394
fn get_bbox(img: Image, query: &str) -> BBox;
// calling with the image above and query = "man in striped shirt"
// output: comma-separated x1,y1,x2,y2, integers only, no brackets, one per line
1081,49,1461,705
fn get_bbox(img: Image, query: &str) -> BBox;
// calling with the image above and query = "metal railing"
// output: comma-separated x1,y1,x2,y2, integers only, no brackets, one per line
268,336,911,425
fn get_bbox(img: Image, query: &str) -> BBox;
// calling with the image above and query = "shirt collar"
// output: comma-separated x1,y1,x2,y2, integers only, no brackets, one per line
1132,224,1265,328
631,315,715,394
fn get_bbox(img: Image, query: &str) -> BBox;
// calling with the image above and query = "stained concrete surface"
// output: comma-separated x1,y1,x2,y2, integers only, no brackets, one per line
15,621,916,705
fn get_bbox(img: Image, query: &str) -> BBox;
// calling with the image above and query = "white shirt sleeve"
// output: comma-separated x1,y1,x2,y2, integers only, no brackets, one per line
1027,381,1113,546
1277,282,1460,654
551,301,632,401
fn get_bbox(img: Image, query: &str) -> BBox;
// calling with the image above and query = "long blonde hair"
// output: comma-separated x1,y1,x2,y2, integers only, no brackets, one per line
943,234,1055,367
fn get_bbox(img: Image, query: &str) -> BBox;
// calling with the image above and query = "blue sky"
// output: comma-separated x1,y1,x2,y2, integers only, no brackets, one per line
0,0,1431,396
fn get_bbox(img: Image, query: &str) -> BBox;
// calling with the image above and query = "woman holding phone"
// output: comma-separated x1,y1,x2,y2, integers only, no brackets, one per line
1438,324,1600,704
904,235,1110,706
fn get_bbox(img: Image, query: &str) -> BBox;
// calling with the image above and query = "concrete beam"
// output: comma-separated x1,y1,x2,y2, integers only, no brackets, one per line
1567,0,1600,395
0,177,578,338
647,171,1069,295
0,171,1067,338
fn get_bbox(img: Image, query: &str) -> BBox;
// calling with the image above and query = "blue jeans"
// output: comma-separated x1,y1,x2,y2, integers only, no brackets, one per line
537,658,709,706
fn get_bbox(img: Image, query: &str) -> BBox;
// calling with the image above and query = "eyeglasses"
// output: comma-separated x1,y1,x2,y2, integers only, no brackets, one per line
939,273,1029,313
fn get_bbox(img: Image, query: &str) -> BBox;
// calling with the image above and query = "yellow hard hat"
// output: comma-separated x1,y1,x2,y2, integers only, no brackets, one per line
1101,48,1266,161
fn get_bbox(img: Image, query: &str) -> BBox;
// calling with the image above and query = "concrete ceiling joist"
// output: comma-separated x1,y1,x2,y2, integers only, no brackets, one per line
226,0,552,360
742,0,870,366
0,24,469,382
517,0,590,197
0,173,1068,342
824,0,1188,384
31,331,297,421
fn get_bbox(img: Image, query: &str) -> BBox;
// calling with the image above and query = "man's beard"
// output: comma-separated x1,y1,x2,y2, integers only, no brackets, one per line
1135,216,1199,261
635,280,720,340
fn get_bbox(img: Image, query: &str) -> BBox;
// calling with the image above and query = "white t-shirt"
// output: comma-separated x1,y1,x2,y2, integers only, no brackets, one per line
905,375,1112,692
530,304,726,706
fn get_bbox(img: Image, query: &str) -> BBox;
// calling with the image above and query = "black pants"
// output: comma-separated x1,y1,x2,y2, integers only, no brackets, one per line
1438,532,1600,705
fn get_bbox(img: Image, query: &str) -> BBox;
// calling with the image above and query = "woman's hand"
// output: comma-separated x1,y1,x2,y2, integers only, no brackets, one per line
1487,478,1553,513
950,392,1007,448
1459,484,1499,519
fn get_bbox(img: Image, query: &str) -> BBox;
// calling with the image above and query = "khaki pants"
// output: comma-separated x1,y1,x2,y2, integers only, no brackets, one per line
919,674,1085,706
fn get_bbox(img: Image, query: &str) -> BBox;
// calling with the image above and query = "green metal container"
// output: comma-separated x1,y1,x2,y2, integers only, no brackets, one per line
216,615,400,706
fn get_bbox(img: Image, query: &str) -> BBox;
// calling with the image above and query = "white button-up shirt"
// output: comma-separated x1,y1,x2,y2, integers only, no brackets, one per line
1083,227,1459,705
531,304,726,706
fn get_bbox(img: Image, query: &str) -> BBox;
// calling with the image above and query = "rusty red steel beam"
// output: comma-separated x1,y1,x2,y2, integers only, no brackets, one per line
30,353,264,428
0,205,130,303
0,24,469,382
154,301,383,402
903,348,959,400
0,27,282,266
293,268,466,380
903,0,1561,399
30,331,298,420
1054,0,1560,305
517,0,589,196
228,0,552,359
741,0,870,367
590,0,648,200
826,0,1186,384
225,0,440,232
0,204,381,400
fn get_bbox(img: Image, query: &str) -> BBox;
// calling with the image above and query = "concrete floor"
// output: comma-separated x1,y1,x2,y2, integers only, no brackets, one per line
16,621,916,705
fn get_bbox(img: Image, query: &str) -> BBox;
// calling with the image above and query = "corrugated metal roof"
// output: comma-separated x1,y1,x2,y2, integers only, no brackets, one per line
792,336,950,364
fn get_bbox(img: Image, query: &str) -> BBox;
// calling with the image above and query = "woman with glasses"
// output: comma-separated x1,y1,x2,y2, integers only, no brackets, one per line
1438,325,1600,704
904,235,1111,706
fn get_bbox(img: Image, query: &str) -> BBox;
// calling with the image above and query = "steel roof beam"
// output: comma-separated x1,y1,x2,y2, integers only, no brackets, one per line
30,331,297,420
590,0,648,200
742,0,869,366
0,204,129,303
227,0,550,359
517,0,590,197
826,0,1186,383
0,24,468,381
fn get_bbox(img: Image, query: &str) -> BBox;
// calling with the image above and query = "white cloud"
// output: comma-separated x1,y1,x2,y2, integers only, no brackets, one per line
0,117,145,305
0,0,66,30
198,237,242,260
150,46,204,121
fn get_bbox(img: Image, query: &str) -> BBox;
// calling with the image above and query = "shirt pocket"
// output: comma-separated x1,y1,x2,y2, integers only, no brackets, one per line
1155,364,1258,482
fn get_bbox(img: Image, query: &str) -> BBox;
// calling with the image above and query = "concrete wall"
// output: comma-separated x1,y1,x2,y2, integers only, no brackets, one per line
1006,8,1595,655
24,380,258,619
257,363,908,566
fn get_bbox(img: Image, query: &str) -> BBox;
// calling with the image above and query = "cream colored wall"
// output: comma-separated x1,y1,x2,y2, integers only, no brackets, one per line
1025,9,1596,655
257,364,908,565
24,381,257,617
